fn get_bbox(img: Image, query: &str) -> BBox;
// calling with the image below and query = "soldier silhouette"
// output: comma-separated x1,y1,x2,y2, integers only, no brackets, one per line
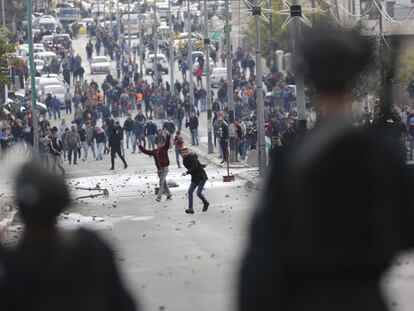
11,161,137,311
240,27,414,311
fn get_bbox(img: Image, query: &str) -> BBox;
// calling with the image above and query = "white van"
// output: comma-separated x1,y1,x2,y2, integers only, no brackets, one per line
34,51,58,66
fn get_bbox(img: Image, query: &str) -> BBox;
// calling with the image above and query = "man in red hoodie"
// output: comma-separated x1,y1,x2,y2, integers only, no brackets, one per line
139,130,172,202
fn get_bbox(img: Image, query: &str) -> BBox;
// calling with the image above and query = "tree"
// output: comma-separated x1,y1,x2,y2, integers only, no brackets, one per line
0,27,16,84
396,51,414,84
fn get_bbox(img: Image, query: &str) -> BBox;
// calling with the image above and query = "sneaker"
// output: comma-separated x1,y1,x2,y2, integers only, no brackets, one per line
202,202,210,212
74,162,78,165
185,208,194,214
82,159,86,162
109,167,114,170
156,196,161,202
220,160,226,164
166,194,172,200
178,165,181,168
124,164,128,169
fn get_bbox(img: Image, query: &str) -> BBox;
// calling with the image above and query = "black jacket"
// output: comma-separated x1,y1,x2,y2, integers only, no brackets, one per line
144,122,157,136
132,121,144,137
123,119,134,132
108,125,123,147
163,121,176,134
186,116,199,130
183,153,208,182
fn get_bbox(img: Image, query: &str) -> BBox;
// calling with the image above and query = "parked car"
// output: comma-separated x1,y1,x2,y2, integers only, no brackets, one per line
90,56,110,74
193,57,215,75
27,59,45,73
211,67,227,88
37,77,62,97
42,84,66,109
6,92,47,116
144,53,169,74
34,51,58,66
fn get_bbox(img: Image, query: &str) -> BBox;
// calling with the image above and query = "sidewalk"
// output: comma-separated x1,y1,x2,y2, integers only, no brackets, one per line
179,128,263,187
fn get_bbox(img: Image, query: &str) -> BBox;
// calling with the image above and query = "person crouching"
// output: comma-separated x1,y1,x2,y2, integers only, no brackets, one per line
181,148,209,214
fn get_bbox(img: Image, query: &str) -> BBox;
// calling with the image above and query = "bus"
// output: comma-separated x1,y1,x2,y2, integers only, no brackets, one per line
58,8,80,24
121,14,140,35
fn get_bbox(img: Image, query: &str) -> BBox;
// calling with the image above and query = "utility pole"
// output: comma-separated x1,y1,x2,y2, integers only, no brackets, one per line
252,0,266,176
187,0,194,109
128,0,132,64
378,1,388,115
268,0,276,66
138,0,143,78
109,0,113,33
1,0,5,27
225,0,236,162
153,0,159,88
168,0,175,97
291,0,307,132
116,0,121,47
204,0,213,153
103,0,106,28
27,0,38,154
238,0,241,48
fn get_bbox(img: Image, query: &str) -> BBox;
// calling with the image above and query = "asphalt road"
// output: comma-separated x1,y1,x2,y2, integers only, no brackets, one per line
2,34,414,311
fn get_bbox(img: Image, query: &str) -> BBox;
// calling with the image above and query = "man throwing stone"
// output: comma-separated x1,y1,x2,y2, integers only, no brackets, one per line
181,148,210,214
140,130,172,202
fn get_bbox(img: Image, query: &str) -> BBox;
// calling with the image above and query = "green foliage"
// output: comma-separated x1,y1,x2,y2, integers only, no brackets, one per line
0,27,15,84
244,0,337,64
396,51,414,84
244,0,290,60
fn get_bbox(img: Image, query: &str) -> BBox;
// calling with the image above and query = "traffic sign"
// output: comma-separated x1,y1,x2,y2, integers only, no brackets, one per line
211,31,224,40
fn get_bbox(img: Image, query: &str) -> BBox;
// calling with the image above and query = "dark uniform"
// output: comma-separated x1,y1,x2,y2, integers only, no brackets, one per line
109,122,127,170
183,153,209,214
239,28,414,311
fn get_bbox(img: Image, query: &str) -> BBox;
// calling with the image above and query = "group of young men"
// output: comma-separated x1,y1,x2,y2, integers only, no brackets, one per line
139,130,209,214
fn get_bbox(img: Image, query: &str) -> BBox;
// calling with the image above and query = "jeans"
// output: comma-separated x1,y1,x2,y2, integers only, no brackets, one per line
52,154,65,174
133,135,144,152
65,100,72,114
157,167,170,198
83,141,96,160
188,180,208,210
175,149,181,166
200,98,206,112
111,145,127,168
147,134,155,150
242,137,253,159
220,139,228,160
67,145,78,164
97,142,105,160
177,118,183,132
52,107,60,120
191,129,199,145
125,131,134,149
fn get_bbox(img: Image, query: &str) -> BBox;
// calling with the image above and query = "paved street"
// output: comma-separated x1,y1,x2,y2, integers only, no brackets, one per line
3,1,414,311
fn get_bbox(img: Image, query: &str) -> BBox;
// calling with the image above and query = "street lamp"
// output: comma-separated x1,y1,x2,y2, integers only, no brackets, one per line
153,0,159,88
168,0,175,97
204,0,213,154
224,0,236,163
26,0,39,154
187,0,194,108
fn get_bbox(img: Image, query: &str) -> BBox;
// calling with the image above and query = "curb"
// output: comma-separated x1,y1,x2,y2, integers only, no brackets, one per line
180,130,252,169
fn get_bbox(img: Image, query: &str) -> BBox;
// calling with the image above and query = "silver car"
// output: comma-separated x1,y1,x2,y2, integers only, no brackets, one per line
211,67,227,88
90,56,110,74
144,53,169,75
